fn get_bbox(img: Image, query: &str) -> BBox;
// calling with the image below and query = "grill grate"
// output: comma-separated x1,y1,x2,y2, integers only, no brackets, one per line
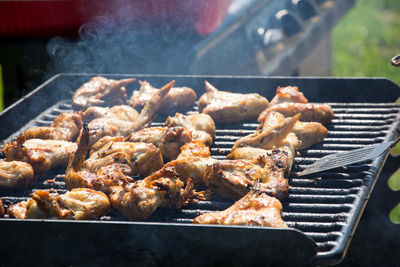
1,98,399,265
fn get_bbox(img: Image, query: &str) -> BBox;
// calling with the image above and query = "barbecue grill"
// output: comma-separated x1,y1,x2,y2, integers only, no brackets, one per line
0,74,399,266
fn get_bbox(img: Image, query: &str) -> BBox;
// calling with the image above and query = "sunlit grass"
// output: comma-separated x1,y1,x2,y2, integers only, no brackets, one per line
333,0,400,85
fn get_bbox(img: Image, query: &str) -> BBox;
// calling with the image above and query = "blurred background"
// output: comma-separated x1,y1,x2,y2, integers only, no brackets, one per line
0,0,399,265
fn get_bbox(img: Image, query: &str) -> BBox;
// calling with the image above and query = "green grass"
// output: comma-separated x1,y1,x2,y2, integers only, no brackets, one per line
333,0,400,86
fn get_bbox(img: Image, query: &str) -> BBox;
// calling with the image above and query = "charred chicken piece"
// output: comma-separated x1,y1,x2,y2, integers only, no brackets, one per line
232,112,300,151
85,137,163,176
65,126,163,192
83,105,139,123
161,141,217,185
258,102,334,124
0,160,34,188
193,188,286,228
2,136,77,173
164,112,216,146
86,81,175,145
109,170,195,220
204,152,291,201
22,112,83,142
7,189,110,220
125,126,192,161
198,81,269,123
129,80,197,111
72,76,135,110
269,86,308,105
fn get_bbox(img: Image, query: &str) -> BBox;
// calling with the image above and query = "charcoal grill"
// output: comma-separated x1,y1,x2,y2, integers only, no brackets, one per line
0,74,399,266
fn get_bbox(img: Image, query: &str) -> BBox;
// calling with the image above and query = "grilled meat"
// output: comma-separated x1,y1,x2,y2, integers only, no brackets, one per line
258,102,334,124
292,121,329,149
72,76,135,110
7,189,110,220
22,112,83,142
85,137,163,176
125,126,192,161
0,160,34,187
109,170,195,220
86,81,175,145
2,136,77,173
129,80,197,111
65,126,163,192
198,81,269,123
232,112,300,151
193,188,286,228
204,152,291,201
164,112,216,146
161,142,217,185
269,86,308,105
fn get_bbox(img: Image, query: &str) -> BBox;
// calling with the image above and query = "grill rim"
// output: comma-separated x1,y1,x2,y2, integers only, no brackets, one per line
0,74,399,266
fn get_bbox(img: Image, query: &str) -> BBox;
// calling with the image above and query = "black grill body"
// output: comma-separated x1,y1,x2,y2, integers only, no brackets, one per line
0,74,399,266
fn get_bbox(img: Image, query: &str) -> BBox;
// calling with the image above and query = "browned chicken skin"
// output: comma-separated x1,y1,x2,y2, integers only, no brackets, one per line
7,188,110,220
292,121,329,150
72,76,135,110
22,112,83,142
109,171,195,220
125,126,192,161
198,81,269,123
2,136,77,173
258,102,334,124
164,112,216,146
85,137,163,177
160,141,217,185
232,112,300,151
269,86,308,105
0,160,34,187
129,80,197,111
84,105,139,145
193,187,286,228
86,81,175,145
65,126,163,192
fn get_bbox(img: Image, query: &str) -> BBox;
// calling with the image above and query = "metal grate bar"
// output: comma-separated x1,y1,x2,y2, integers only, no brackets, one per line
0,101,399,264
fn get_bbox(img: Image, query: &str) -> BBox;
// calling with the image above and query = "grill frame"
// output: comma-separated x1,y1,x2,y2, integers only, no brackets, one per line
0,74,399,266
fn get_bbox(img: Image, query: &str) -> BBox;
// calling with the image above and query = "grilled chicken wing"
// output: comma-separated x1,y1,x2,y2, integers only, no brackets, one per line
125,126,192,161
0,160,34,187
7,189,110,220
258,102,334,124
65,126,163,192
86,81,175,145
232,112,300,151
72,76,135,110
292,121,329,149
204,151,291,201
198,81,269,123
161,142,217,185
109,171,195,220
129,80,197,111
22,112,83,142
269,86,308,105
193,188,286,227
164,112,216,146
2,136,77,173
85,137,163,176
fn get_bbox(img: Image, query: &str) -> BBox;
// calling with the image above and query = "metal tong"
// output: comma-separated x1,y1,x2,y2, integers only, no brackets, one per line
299,136,400,176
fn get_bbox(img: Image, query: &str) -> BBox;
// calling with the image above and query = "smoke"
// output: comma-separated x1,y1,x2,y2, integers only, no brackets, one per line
44,1,200,79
